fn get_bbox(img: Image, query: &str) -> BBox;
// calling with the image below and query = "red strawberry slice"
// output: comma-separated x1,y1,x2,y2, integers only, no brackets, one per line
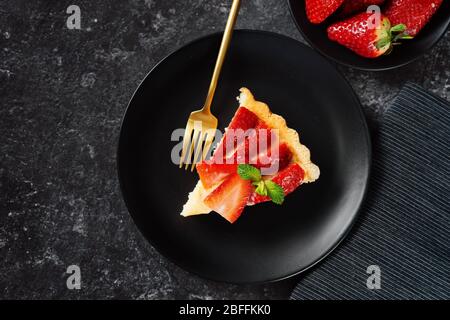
226,107,259,131
247,163,305,206
196,131,292,189
230,126,263,165
229,138,292,173
232,123,272,163
305,0,344,24
212,107,259,162
339,0,385,17
196,162,237,189
197,142,292,189
254,120,273,147
198,108,293,188
255,143,292,174
327,12,412,58
204,173,252,223
384,0,443,37
233,120,289,164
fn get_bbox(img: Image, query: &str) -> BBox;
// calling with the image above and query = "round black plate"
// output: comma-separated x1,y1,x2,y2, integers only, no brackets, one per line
288,0,450,71
118,30,371,283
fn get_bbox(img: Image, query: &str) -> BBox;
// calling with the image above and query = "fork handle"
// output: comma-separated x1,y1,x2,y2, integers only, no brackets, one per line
203,0,241,113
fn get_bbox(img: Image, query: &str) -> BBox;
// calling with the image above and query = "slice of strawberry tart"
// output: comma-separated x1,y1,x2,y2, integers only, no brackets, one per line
181,88,320,223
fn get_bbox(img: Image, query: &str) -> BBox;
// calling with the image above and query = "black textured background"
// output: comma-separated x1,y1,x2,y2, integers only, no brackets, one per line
0,0,448,299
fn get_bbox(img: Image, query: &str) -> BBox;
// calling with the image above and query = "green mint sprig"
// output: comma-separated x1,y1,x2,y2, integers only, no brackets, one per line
237,164,285,205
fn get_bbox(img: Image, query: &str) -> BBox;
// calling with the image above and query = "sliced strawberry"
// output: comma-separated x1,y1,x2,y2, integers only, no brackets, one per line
247,163,305,206
254,120,273,147
384,0,443,37
232,138,251,164
277,144,293,171
230,121,273,165
272,163,305,194
212,107,259,162
198,140,292,189
197,130,254,189
256,143,292,173
305,0,344,24
197,105,294,208
204,173,253,223
224,138,291,174
227,107,259,131
196,162,237,189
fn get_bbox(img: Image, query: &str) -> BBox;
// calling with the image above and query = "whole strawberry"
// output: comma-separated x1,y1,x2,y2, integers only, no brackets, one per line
384,0,443,36
305,0,344,24
339,0,386,17
327,12,412,58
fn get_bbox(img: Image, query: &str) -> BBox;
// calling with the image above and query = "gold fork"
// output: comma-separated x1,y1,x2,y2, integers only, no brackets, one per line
179,0,241,171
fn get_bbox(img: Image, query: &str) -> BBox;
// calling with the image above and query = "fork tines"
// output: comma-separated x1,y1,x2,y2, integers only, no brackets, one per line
179,120,215,171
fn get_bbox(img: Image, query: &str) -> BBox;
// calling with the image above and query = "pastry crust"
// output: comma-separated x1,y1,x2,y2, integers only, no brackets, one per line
181,181,212,216
238,88,320,183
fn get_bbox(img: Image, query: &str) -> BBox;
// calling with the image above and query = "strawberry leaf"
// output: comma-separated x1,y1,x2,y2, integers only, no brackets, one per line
390,24,406,33
375,37,391,49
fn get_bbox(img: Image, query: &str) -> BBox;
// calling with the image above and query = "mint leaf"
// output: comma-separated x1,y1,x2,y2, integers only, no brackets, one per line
237,164,261,182
237,165,285,205
253,180,267,196
265,180,285,205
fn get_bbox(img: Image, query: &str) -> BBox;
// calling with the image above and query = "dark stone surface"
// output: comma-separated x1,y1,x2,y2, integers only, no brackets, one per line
0,0,448,299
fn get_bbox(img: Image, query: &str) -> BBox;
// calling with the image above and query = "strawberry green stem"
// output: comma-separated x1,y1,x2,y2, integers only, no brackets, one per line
376,23,414,51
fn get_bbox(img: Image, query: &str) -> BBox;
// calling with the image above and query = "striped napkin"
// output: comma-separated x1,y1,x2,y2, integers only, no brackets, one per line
291,83,449,300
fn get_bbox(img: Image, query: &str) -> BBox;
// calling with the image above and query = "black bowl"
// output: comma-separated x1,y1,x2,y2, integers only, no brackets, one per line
288,0,450,71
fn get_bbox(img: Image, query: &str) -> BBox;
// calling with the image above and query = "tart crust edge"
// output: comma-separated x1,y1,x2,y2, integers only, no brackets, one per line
238,87,320,183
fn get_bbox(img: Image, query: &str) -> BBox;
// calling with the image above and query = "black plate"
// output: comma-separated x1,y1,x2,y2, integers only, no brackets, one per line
118,30,371,283
288,0,450,71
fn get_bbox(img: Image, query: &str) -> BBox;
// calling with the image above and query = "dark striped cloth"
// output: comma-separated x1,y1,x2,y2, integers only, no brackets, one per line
291,83,450,300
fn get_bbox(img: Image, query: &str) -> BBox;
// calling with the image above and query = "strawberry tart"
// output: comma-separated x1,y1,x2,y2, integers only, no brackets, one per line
181,88,320,223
